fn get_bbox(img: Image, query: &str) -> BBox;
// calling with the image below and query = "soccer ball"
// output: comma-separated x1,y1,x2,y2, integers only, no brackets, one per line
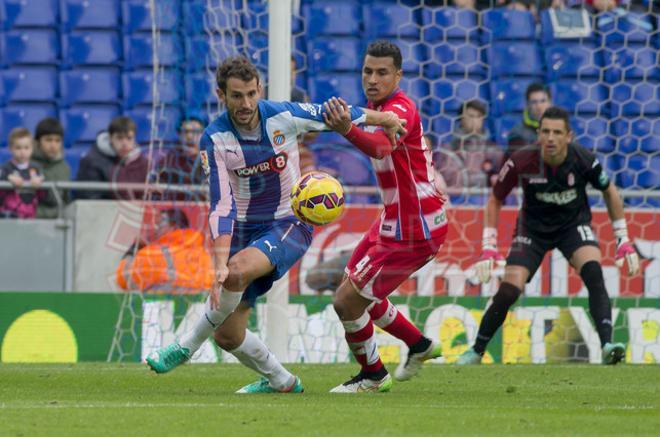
290,171,345,226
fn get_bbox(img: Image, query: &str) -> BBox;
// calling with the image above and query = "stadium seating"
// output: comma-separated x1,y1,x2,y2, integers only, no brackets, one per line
2,0,58,28
612,118,660,154
421,7,479,43
399,77,430,105
65,146,87,177
312,144,376,186
617,154,658,189
488,41,543,78
603,46,659,82
185,71,216,106
424,42,485,79
121,0,179,33
481,9,536,42
184,33,243,72
571,116,613,153
2,67,58,103
610,81,660,117
183,0,239,35
125,105,182,144
362,3,419,39
549,80,609,114
307,38,362,73
303,1,362,38
60,68,121,106
489,78,538,116
2,29,59,65
61,105,119,145
431,116,455,146
61,0,120,31
308,74,364,106
62,31,121,65
423,78,489,115
597,10,656,46
544,43,602,80
491,114,521,146
122,69,182,108
123,33,183,69
1,104,57,147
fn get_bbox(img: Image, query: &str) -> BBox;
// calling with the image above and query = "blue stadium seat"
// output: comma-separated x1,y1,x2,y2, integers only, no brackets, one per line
491,114,521,146
60,68,120,105
549,80,608,114
603,46,659,83
0,148,10,163
421,7,479,43
61,105,119,144
612,118,659,154
122,69,182,108
610,81,660,117
544,43,602,80
489,78,539,116
61,0,120,30
617,154,658,189
1,104,57,146
185,71,216,106
2,0,58,28
399,77,430,105
185,33,242,72
424,42,485,79
399,41,429,75
183,0,239,34
363,3,419,39
62,31,121,65
571,117,613,153
2,67,57,103
122,0,179,32
482,9,535,42
307,37,361,73
2,29,59,65
431,116,455,146
597,11,655,46
64,146,87,177
125,105,182,144
303,1,361,38
123,33,183,69
423,78,489,116
311,144,376,187
638,156,659,189
488,42,543,78
308,74,364,106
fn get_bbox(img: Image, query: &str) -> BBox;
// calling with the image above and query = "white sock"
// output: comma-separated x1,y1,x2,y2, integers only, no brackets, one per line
230,330,295,390
179,289,242,353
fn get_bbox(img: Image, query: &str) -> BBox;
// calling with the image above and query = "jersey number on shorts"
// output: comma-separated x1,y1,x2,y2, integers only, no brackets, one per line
577,225,595,241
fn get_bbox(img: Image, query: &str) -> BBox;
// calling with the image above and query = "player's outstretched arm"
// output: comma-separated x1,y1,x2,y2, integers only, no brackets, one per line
602,183,639,276
475,195,506,283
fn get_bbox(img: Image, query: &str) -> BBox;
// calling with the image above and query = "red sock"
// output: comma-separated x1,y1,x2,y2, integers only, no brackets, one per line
342,312,383,373
368,299,423,347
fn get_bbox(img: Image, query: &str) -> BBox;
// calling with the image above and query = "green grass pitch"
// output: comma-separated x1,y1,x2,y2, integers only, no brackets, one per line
1,363,658,436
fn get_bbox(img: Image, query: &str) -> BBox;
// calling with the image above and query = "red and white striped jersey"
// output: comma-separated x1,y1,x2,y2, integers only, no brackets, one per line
368,89,447,241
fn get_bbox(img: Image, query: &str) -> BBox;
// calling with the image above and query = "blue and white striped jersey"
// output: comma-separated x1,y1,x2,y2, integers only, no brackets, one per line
202,100,366,239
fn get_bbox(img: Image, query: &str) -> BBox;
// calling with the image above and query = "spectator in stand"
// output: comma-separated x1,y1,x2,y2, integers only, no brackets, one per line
449,100,502,188
151,117,206,201
109,116,149,201
116,208,212,293
0,128,45,218
506,82,552,158
32,117,71,218
75,131,117,200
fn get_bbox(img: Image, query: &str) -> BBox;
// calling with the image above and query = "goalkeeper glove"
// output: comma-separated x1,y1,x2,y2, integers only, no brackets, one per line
613,219,639,276
475,227,506,283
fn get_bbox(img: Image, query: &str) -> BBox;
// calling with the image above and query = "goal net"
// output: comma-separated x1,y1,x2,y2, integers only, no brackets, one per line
110,0,659,365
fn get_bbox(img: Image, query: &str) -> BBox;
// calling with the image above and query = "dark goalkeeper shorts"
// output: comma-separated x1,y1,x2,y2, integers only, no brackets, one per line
506,223,600,282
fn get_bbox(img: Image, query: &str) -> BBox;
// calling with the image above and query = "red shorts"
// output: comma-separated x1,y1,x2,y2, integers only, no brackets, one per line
345,220,447,302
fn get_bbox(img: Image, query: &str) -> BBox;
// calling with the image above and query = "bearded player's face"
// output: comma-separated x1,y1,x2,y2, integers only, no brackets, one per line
538,118,572,159
362,55,402,104
218,77,261,130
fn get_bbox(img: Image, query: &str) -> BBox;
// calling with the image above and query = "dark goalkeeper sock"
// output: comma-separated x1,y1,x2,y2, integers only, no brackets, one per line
473,282,522,355
580,261,613,347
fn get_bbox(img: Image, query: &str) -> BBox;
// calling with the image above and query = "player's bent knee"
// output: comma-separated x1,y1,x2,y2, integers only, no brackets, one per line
213,328,243,351
224,258,251,291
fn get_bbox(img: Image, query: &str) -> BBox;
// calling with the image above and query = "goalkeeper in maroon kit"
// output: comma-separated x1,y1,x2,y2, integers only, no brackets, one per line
459,106,639,365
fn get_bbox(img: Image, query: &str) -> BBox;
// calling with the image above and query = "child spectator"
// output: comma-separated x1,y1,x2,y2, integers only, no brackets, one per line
0,128,45,218
32,117,71,218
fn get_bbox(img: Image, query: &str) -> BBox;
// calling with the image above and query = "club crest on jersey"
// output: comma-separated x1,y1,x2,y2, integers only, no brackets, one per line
234,152,288,177
567,172,575,187
273,130,285,145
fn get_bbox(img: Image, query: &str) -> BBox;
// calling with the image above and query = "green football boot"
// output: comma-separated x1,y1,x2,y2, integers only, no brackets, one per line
602,342,625,365
456,348,483,365
146,343,191,374
395,340,442,381
236,376,304,394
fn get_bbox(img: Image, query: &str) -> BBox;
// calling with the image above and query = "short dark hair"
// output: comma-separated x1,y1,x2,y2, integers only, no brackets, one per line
178,116,205,131
365,40,402,70
108,116,136,136
539,106,571,132
459,99,487,117
216,56,260,92
526,82,551,101
35,117,64,140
